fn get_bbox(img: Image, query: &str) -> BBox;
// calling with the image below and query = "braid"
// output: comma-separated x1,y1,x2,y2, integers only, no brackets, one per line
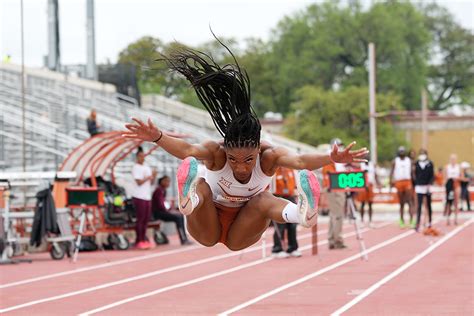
158,33,260,148
224,113,261,148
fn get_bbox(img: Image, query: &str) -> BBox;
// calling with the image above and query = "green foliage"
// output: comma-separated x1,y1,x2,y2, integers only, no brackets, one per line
116,1,471,162
118,36,237,107
118,36,191,98
196,37,240,63
118,2,471,112
358,1,430,109
118,36,163,84
238,38,278,116
260,0,430,113
421,2,474,109
284,86,405,162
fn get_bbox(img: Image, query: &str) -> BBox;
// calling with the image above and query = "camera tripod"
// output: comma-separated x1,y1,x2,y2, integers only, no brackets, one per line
345,191,368,260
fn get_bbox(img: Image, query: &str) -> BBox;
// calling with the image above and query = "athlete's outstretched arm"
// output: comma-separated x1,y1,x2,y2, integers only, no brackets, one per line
271,142,368,171
123,118,217,162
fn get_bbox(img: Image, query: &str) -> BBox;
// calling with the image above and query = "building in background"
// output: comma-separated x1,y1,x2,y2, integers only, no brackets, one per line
392,111,473,168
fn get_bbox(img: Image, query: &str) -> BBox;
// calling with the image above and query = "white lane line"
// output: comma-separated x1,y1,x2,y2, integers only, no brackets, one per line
78,225,390,316
218,228,417,316
0,223,341,289
0,245,200,289
0,225,350,313
78,258,273,316
331,218,474,316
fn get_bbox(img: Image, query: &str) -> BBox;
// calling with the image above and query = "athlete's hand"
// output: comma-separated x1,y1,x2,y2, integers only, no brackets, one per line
123,118,161,142
330,141,369,164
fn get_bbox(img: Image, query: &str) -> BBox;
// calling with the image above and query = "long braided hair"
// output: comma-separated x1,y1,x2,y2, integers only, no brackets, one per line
159,36,261,149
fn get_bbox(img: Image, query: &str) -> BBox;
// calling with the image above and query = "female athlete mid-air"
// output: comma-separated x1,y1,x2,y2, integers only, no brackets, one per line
123,42,368,251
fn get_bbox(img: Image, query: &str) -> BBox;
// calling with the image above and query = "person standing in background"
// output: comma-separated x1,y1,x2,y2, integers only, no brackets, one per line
357,155,380,228
434,167,444,187
323,138,347,250
132,147,157,249
445,154,462,225
271,167,301,258
389,146,414,228
408,149,417,224
414,149,436,235
459,162,471,212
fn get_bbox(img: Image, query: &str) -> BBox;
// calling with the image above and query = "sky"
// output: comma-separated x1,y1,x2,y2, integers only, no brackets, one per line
1,0,473,67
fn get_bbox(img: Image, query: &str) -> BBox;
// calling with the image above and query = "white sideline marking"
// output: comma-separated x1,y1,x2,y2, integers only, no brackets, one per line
1,222,390,313
78,225,390,315
78,258,273,316
0,245,200,289
0,225,345,313
218,229,417,315
1,223,347,289
330,218,474,316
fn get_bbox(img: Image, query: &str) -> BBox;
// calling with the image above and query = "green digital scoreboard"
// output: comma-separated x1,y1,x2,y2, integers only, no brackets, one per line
328,171,367,192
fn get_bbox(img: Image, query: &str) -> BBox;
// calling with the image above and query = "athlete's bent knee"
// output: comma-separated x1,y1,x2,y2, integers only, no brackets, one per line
187,225,219,247
225,236,259,251
198,238,219,247
226,243,246,251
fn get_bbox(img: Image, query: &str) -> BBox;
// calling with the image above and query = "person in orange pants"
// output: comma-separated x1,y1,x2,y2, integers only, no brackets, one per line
357,156,380,228
271,167,301,258
389,146,414,228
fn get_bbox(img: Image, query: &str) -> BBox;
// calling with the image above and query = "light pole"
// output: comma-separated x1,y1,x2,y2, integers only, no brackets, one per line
20,0,26,173
368,43,377,165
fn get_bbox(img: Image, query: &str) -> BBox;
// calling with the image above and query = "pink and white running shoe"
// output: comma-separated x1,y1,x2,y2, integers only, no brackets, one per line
177,157,200,215
296,170,321,228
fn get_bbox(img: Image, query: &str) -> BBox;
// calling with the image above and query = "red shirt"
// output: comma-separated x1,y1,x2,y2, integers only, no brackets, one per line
152,186,168,213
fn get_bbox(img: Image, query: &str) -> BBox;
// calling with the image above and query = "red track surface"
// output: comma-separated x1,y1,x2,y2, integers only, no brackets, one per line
0,216,472,315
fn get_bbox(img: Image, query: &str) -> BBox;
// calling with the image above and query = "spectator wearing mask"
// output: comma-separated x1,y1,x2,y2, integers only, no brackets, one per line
414,149,437,235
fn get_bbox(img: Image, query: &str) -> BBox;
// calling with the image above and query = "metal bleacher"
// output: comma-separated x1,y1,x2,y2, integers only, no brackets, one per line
0,63,217,202
0,62,322,204
0,63,217,171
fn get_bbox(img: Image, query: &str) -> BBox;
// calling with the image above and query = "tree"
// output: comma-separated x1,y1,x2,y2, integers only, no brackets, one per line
196,36,240,64
237,38,279,116
118,36,163,84
284,86,404,162
266,0,430,113
117,36,200,105
267,1,364,114
421,3,474,110
357,1,430,109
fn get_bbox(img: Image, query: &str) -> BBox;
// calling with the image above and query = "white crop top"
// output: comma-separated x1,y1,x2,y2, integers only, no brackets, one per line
393,157,412,181
204,155,273,208
446,164,461,179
